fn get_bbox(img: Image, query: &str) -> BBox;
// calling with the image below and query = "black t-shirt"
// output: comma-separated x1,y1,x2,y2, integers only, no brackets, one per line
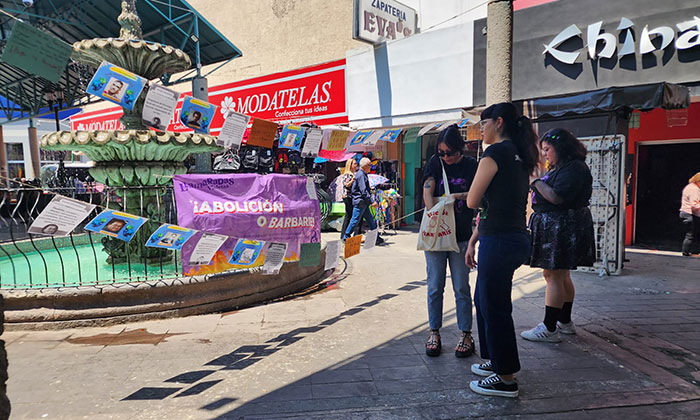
532,159,593,212
422,154,478,242
478,140,529,235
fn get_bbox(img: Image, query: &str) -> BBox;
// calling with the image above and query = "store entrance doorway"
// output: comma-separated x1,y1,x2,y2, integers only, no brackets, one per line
635,141,700,251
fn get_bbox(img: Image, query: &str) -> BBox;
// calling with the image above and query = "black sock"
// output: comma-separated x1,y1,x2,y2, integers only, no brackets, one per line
560,302,573,324
544,306,561,332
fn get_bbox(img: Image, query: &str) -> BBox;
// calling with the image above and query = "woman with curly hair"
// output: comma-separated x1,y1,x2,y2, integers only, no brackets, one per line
521,128,595,343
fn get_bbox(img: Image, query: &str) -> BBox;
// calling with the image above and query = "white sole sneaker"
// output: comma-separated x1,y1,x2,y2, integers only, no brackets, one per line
520,322,561,343
471,362,493,377
557,321,576,335
469,379,519,398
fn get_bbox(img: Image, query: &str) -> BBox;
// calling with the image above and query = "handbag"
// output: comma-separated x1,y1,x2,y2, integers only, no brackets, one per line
213,149,241,172
417,160,459,252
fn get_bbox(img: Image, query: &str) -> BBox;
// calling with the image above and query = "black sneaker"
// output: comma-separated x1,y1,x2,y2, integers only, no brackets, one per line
469,373,519,398
471,360,493,377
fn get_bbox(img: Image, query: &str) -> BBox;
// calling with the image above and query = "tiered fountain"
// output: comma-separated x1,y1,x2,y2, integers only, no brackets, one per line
40,0,221,263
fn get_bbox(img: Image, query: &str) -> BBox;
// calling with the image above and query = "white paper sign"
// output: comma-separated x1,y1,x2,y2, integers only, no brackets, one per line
301,128,323,157
188,233,228,266
324,240,341,270
263,242,287,275
363,229,379,251
418,123,437,136
363,130,385,147
306,177,318,201
28,196,96,237
142,84,180,131
218,111,251,149
437,120,460,131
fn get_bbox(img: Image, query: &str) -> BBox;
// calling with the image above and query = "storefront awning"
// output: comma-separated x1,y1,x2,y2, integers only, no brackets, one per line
521,82,691,120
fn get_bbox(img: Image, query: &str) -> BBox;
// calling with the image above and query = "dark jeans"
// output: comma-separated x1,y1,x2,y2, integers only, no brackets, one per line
341,197,353,238
475,231,531,376
680,212,700,254
343,204,376,239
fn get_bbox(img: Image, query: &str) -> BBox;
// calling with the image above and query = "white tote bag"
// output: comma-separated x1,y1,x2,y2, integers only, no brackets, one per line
417,161,460,252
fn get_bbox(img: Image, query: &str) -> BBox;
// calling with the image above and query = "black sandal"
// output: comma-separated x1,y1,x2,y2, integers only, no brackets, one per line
455,331,474,358
426,330,441,357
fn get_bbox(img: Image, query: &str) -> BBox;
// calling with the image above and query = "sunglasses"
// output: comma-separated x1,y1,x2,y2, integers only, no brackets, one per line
437,150,458,157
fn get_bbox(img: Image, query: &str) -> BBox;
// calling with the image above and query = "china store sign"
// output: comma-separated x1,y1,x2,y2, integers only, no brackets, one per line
71,60,348,132
543,16,700,65
353,0,417,44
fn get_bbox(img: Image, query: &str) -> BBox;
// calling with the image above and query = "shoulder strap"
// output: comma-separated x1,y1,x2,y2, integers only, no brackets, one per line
439,159,451,196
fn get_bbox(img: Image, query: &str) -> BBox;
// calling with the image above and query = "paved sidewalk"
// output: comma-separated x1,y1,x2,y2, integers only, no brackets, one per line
3,231,700,419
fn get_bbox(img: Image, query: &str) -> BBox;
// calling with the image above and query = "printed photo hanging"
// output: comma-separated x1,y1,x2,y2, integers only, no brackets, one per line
86,61,147,111
85,210,148,242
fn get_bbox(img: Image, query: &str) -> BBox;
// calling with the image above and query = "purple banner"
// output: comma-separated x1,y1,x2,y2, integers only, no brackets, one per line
174,174,321,276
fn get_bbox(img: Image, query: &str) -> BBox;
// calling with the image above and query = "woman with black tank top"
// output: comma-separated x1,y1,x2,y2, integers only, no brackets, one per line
521,129,595,343
465,102,539,398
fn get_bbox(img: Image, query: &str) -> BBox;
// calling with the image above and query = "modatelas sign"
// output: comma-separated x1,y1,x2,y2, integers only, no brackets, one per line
353,0,418,44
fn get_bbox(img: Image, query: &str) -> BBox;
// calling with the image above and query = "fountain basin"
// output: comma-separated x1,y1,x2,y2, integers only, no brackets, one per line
1,244,329,330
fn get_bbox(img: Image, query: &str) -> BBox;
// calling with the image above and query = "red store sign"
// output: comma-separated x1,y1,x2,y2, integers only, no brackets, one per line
70,59,348,132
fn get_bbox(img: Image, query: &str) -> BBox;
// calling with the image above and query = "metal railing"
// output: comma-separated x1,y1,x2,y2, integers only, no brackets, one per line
0,183,182,289
0,177,333,289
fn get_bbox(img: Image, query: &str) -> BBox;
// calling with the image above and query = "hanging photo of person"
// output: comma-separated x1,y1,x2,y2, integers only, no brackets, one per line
179,96,217,134
86,61,147,111
146,224,196,250
102,78,128,102
228,239,265,266
85,209,147,242
187,110,203,129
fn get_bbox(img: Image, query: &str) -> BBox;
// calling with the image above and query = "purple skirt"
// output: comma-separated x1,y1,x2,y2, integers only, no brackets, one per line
529,207,596,270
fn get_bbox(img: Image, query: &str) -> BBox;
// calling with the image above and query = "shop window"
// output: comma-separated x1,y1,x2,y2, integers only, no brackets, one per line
6,143,24,161
7,162,24,178
628,112,640,129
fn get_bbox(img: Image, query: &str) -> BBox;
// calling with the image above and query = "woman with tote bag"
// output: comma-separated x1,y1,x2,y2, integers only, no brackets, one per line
418,125,478,358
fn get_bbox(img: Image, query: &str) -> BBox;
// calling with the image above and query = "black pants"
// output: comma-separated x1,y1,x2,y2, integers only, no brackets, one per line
475,231,531,376
680,212,700,254
341,197,353,237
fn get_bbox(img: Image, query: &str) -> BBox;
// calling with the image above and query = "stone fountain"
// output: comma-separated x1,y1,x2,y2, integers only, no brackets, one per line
40,0,222,263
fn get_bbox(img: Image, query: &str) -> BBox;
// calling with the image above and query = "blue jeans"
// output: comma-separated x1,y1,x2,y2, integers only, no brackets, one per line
474,232,530,376
425,241,473,332
343,204,376,239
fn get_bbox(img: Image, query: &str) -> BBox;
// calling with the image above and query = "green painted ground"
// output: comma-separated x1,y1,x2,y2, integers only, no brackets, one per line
0,243,180,288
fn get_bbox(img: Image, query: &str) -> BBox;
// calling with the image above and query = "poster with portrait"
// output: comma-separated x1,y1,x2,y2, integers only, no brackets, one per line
85,210,147,242
27,196,96,237
179,96,218,134
279,124,305,151
142,84,180,131
145,224,196,250
86,61,147,111
228,239,266,266
378,128,402,143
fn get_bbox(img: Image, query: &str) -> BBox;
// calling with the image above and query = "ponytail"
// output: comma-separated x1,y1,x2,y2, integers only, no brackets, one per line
481,103,539,174
513,115,539,174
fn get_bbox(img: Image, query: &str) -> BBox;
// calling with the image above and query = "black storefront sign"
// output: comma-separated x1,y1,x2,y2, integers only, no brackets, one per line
472,0,700,104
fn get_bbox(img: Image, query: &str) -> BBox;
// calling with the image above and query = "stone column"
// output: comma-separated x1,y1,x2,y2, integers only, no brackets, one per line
485,0,514,105
27,120,41,180
0,294,9,420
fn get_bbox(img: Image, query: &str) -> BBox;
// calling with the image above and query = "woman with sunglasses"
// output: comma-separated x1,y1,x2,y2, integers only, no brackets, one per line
422,124,478,359
465,102,539,398
522,129,595,342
